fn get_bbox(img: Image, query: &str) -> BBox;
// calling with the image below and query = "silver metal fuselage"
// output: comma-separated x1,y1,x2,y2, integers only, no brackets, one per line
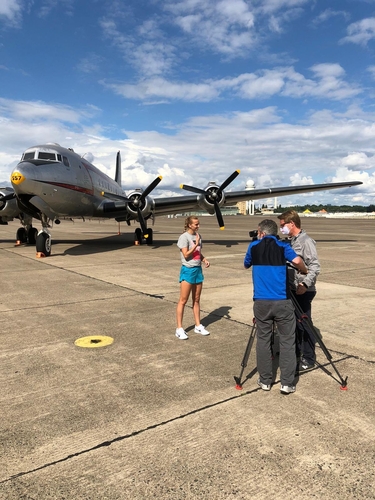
11,144,124,219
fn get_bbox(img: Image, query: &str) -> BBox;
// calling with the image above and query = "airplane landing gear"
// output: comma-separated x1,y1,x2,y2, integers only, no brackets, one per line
16,227,27,244
36,231,52,257
145,228,153,245
15,224,38,245
134,227,153,245
35,214,52,257
28,227,38,244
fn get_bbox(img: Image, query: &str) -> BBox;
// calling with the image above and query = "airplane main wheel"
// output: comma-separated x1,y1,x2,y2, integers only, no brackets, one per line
28,227,38,244
145,228,153,245
134,228,143,245
36,232,52,257
16,227,27,243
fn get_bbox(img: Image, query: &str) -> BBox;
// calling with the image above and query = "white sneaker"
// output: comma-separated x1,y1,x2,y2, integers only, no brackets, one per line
194,324,210,336
257,378,271,391
175,328,188,340
280,385,296,394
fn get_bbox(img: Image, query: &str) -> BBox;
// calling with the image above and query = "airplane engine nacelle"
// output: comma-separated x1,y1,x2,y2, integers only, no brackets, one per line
125,190,154,219
196,182,226,214
0,189,20,220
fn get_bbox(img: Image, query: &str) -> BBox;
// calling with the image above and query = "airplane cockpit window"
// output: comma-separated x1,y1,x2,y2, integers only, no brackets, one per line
38,152,58,161
63,156,70,167
21,150,64,163
23,152,36,160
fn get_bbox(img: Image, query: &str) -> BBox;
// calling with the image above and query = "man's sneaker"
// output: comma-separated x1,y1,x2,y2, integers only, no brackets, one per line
257,378,271,391
299,358,315,371
280,385,296,394
175,328,188,340
194,324,210,336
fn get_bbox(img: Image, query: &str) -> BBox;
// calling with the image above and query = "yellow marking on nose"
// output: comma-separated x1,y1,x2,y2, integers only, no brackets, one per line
11,172,25,185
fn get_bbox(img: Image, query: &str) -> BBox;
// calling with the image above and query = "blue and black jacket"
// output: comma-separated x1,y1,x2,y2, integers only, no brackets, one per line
244,235,298,300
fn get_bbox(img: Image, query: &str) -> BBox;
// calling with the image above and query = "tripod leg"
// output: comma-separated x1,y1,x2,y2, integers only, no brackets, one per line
291,294,348,389
234,319,256,390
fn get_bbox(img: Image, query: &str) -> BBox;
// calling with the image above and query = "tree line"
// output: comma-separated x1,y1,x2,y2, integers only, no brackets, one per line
259,204,375,213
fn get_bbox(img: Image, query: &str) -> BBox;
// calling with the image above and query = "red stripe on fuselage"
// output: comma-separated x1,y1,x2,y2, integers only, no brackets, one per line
39,181,94,196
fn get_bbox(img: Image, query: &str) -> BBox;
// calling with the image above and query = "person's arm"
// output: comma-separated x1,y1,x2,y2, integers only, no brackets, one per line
244,243,252,269
297,239,320,288
201,255,210,268
180,233,201,259
291,256,308,275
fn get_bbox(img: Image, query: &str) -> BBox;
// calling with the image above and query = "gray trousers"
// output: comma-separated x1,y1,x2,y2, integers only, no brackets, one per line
254,299,296,387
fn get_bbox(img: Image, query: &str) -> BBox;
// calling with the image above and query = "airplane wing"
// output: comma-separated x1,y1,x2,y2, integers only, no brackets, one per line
103,175,362,230
153,179,363,221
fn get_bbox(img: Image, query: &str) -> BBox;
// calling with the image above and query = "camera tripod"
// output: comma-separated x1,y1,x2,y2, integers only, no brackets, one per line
234,293,348,391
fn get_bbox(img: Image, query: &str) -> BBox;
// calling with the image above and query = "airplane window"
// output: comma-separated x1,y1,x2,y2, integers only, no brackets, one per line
63,156,70,167
57,154,62,162
38,152,57,161
23,152,35,160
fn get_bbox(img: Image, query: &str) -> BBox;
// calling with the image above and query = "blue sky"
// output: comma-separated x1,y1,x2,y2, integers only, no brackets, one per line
1,0,375,207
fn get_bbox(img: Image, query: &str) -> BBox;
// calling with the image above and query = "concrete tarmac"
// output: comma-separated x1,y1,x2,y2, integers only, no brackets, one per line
1,215,374,499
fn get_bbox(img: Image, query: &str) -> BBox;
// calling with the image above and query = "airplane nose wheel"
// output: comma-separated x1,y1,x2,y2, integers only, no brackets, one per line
36,232,52,257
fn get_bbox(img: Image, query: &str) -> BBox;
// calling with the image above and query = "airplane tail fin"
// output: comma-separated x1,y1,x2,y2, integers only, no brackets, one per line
115,151,122,187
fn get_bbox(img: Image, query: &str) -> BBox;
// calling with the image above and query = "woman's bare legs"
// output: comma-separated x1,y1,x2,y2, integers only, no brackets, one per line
191,282,203,326
176,280,192,329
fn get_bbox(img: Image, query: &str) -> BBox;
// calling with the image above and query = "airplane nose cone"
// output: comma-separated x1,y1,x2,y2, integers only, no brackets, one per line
11,170,26,185
11,163,37,193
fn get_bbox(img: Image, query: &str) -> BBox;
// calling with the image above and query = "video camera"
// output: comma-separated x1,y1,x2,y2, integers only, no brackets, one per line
249,230,258,242
249,229,282,242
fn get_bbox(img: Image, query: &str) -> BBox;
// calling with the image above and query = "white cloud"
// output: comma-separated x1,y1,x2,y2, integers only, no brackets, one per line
76,54,102,74
341,152,375,171
162,0,257,57
0,97,372,205
38,0,74,18
100,15,177,77
312,8,350,26
332,166,375,193
0,98,99,124
102,77,220,102
289,173,314,185
340,17,375,46
258,0,309,15
0,0,22,25
103,64,361,103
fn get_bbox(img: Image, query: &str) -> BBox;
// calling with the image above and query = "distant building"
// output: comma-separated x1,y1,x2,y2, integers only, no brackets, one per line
236,179,255,215
183,205,239,217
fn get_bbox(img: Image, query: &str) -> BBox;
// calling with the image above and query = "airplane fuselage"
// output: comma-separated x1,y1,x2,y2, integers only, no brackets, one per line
11,144,124,219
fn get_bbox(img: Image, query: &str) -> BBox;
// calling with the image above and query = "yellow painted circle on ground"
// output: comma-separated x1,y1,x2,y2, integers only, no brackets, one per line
74,335,114,348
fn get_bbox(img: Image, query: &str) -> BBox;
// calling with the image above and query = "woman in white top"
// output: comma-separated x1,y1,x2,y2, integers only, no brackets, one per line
175,216,210,340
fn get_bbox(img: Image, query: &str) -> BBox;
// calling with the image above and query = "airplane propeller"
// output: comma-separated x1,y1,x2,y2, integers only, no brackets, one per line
0,192,16,202
0,191,16,207
180,170,240,229
129,176,163,237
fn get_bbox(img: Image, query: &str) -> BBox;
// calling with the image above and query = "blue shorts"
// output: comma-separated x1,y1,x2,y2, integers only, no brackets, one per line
179,265,204,284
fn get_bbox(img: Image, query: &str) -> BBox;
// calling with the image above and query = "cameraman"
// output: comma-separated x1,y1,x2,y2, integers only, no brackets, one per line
244,219,307,394
277,210,320,370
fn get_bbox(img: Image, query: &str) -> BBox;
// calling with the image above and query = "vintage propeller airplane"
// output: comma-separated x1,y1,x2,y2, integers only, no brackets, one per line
0,142,362,257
